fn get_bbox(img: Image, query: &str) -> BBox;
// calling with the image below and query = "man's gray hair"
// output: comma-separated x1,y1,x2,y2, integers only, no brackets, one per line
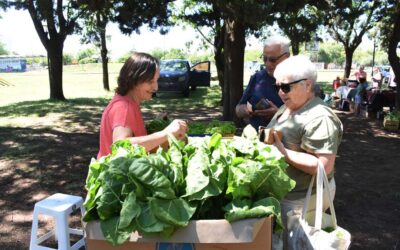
274,55,318,84
263,36,291,54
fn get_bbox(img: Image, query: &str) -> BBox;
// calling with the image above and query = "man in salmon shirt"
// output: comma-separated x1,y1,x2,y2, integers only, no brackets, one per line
98,52,187,159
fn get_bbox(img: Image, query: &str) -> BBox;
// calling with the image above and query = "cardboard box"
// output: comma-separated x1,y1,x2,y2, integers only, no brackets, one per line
85,216,272,250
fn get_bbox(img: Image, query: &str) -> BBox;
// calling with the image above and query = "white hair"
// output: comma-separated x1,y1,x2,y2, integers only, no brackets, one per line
273,55,318,83
263,36,291,54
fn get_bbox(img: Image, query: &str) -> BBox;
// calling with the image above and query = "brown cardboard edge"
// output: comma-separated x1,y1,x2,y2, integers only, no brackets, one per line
84,216,272,244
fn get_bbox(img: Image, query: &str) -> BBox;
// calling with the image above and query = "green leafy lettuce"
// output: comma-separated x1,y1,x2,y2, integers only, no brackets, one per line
83,125,295,245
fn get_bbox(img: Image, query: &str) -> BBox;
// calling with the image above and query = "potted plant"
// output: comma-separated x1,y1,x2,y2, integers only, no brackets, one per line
383,111,400,130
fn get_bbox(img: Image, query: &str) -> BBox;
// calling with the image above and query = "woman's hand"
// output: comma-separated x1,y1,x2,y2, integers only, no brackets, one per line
273,130,287,157
272,130,336,175
163,119,187,140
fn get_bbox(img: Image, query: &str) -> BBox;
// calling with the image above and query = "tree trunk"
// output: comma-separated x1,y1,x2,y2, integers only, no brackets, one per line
47,43,65,101
98,13,110,91
291,40,300,55
344,47,355,78
223,18,245,124
388,10,400,111
214,22,225,106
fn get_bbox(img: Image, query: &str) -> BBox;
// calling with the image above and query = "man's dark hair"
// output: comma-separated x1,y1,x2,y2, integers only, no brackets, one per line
116,52,159,95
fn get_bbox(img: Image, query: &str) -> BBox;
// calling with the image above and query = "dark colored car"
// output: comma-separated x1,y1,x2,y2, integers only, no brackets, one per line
157,59,211,97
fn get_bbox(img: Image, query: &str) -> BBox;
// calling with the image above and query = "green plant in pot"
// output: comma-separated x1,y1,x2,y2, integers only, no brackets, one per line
383,111,400,130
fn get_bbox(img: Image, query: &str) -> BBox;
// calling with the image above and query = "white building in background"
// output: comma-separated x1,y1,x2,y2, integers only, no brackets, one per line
0,55,27,72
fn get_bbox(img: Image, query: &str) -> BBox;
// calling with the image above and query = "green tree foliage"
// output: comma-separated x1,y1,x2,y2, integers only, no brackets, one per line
325,0,385,78
121,48,212,65
78,0,114,91
162,48,186,59
353,49,388,67
177,1,225,104
244,49,262,62
187,52,213,64
113,0,172,35
150,48,212,63
0,40,8,55
0,0,6,11
276,1,328,55
77,47,97,62
317,42,345,66
116,49,136,63
25,56,46,66
150,48,166,60
78,0,173,91
63,53,75,65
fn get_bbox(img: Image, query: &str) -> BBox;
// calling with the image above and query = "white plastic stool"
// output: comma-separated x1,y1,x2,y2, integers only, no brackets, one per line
30,193,86,250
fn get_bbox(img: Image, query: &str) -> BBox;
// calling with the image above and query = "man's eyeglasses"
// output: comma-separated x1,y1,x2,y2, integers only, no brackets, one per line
275,78,307,93
262,52,288,63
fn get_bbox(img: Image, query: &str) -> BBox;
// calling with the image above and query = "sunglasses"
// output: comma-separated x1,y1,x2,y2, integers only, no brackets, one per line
262,52,288,63
275,78,307,93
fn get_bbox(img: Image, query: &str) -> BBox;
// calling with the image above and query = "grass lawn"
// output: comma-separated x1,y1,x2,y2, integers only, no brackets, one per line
0,63,342,107
0,63,344,161
0,64,120,106
0,63,344,133
0,62,342,160
1,64,399,250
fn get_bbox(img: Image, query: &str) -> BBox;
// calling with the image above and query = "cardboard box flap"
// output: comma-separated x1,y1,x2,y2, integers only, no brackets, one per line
85,217,271,243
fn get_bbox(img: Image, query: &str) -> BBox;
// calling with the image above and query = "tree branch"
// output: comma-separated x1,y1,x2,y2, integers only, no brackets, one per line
194,26,214,47
27,0,49,48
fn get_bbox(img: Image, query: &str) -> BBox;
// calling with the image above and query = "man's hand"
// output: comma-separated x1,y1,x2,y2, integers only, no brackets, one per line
235,104,252,118
252,100,278,119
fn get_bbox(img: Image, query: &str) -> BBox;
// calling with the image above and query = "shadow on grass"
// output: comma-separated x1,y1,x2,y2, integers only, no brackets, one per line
333,113,400,250
0,98,109,118
0,126,97,245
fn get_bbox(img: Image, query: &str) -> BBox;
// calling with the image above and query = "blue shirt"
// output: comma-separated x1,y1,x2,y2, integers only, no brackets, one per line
239,70,284,130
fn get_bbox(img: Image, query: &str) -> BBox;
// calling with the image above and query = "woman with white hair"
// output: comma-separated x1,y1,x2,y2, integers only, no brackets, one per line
266,55,343,247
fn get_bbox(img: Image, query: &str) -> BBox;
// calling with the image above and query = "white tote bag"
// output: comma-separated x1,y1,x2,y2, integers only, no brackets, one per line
287,161,351,250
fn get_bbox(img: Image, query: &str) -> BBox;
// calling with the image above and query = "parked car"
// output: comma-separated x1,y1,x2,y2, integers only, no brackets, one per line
157,59,211,97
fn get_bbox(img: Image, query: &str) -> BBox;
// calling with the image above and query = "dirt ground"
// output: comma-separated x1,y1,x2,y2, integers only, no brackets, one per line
0,107,399,250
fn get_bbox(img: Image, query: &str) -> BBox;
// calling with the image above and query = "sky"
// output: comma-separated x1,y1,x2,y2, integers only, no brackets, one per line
0,8,373,60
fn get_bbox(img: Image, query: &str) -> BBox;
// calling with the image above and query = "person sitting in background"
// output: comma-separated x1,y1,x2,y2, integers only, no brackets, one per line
97,52,187,159
331,79,350,110
267,55,343,248
372,67,382,89
389,67,397,91
336,79,350,99
347,79,358,88
314,84,331,105
353,65,367,82
235,36,289,131
332,76,341,90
